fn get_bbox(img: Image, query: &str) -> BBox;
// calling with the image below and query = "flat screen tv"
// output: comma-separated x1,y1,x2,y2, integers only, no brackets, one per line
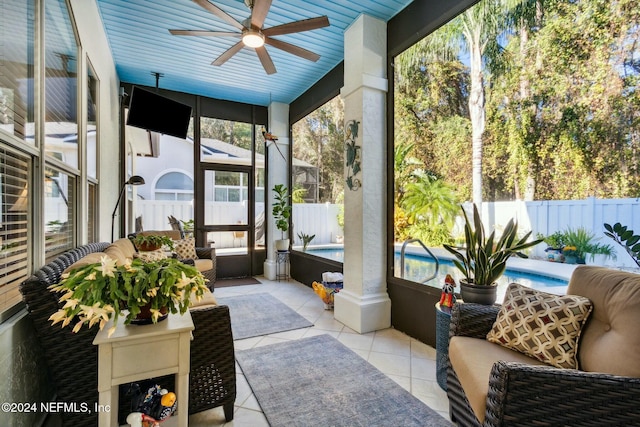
126,86,192,139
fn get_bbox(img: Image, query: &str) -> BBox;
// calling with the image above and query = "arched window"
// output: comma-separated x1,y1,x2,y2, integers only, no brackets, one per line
155,171,193,201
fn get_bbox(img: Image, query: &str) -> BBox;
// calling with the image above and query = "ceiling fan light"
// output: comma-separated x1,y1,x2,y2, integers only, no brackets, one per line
242,31,265,48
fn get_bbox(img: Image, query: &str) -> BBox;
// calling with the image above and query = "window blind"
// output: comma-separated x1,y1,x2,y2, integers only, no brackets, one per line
0,147,30,316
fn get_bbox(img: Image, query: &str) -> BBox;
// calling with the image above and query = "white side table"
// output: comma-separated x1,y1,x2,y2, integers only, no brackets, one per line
93,312,194,427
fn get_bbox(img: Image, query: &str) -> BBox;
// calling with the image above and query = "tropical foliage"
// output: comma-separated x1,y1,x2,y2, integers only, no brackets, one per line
395,0,640,202
604,223,640,267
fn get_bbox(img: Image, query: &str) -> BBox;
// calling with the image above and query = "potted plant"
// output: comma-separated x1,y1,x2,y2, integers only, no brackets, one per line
540,231,565,262
272,184,292,251
297,231,315,251
49,256,209,337
563,227,615,264
443,204,543,304
132,234,175,252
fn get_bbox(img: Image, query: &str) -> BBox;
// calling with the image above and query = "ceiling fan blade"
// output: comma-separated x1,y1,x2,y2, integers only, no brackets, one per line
255,46,276,74
169,29,241,37
250,0,272,29
212,41,245,66
265,37,321,62
193,0,244,31
263,16,329,36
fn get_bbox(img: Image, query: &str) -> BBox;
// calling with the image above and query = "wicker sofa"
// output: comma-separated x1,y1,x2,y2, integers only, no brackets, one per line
447,266,640,426
19,241,235,426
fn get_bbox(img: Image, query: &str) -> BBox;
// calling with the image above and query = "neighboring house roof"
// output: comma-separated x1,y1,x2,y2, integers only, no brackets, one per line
201,137,315,168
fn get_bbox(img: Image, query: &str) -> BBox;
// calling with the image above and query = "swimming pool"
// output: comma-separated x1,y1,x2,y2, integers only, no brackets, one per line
304,247,569,299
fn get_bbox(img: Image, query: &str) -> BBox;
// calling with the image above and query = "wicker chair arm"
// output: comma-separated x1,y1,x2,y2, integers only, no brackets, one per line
484,361,640,427
449,303,500,339
195,247,214,260
188,305,236,418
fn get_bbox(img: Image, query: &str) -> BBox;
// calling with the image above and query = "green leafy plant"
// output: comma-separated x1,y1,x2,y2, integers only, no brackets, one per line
562,227,615,263
49,257,209,336
604,222,640,267
541,231,566,249
297,232,316,251
132,234,175,252
443,204,543,286
272,184,292,238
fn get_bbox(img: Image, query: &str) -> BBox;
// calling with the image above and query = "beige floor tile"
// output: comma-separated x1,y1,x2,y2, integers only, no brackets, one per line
367,351,411,377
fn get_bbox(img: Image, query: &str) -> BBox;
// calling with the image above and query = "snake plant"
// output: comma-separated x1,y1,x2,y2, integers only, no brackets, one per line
443,204,543,286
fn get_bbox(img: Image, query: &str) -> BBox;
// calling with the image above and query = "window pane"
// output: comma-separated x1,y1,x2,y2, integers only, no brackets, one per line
200,117,253,165
157,172,193,190
45,166,75,261
88,182,97,242
291,96,344,246
44,0,79,168
0,147,30,316
0,0,36,144
214,188,226,201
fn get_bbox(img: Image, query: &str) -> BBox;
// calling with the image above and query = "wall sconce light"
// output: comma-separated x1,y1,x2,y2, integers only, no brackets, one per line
111,175,145,242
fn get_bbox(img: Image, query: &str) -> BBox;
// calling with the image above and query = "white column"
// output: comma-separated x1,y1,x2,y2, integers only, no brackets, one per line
264,102,290,280
334,14,390,333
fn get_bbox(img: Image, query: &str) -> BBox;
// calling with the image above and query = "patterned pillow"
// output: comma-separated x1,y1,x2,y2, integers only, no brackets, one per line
486,283,593,369
133,249,168,262
174,237,197,260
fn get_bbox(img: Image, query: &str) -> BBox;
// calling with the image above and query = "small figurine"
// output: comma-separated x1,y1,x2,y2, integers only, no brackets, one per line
261,126,278,141
439,274,456,308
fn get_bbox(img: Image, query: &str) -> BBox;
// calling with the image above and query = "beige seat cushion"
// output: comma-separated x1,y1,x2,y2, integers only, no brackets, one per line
63,252,108,274
568,266,640,376
104,238,137,265
193,258,213,273
449,336,548,424
189,290,217,310
104,245,128,266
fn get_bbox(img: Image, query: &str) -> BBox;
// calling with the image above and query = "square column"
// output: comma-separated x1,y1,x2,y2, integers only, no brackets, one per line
334,14,390,333
264,102,290,280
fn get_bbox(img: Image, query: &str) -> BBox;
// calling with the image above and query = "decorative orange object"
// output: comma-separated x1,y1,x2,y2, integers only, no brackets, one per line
160,392,176,407
439,274,456,308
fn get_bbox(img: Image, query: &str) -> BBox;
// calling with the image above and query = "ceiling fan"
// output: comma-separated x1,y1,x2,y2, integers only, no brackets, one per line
169,0,330,74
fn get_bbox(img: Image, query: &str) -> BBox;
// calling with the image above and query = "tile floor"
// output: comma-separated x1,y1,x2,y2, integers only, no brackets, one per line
189,276,451,426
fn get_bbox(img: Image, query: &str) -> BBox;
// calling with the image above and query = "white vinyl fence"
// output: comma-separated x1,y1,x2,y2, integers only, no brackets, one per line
135,197,640,267
475,198,640,268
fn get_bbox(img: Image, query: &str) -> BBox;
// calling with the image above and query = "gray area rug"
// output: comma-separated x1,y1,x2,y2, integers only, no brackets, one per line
236,334,452,427
217,293,313,340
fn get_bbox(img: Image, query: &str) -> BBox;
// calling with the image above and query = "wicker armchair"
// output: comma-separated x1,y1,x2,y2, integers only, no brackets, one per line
447,266,640,427
20,243,234,426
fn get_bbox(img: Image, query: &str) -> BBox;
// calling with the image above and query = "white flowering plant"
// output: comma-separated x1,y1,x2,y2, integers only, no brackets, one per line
49,256,209,337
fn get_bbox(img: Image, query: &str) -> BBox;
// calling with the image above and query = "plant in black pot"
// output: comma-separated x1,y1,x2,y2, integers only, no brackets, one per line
272,184,292,251
443,204,543,304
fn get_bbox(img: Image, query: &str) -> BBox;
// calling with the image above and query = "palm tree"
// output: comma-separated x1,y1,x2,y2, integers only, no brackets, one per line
397,0,505,208
400,170,459,229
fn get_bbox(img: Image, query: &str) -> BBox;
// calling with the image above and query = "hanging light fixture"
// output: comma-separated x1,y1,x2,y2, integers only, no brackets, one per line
242,29,265,48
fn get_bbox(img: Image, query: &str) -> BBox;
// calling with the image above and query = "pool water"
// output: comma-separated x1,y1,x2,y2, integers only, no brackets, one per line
305,247,569,299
